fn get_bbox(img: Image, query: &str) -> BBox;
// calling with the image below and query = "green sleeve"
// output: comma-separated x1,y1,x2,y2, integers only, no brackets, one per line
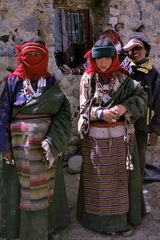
45,94,72,157
121,80,148,123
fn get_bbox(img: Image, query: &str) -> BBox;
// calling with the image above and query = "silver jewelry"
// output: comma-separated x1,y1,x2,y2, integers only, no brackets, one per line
111,119,117,123
3,157,15,165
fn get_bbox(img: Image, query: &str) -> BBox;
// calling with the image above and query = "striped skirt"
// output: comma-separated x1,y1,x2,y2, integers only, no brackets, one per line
81,125,134,216
10,116,56,211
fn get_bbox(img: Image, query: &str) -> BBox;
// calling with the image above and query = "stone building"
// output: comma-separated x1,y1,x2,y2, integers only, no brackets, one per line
0,0,160,158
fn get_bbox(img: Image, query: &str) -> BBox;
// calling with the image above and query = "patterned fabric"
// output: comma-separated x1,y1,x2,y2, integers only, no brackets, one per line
91,73,126,109
22,78,46,101
78,72,127,132
77,49,147,232
81,130,135,215
78,72,147,137
0,76,56,152
0,76,71,158
10,116,56,211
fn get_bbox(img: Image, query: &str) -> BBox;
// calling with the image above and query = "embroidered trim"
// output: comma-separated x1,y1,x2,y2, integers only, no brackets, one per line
23,78,46,102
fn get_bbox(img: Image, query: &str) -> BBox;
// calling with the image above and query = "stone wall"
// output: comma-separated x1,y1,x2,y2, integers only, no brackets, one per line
0,0,160,157
103,0,160,70
0,1,61,77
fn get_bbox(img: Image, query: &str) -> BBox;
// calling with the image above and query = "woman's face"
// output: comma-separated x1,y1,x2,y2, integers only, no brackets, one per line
24,52,44,56
23,51,45,64
95,57,112,72
128,45,146,63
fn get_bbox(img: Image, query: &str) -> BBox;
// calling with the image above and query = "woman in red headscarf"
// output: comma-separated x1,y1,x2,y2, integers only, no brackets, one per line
60,28,124,75
0,37,71,240
77,38,148,236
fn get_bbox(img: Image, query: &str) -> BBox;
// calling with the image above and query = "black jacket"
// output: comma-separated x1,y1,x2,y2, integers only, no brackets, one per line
120,51,160,134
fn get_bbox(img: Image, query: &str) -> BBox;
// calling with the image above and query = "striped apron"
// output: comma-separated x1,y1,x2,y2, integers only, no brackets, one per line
81,122,134,215
10,114,56,211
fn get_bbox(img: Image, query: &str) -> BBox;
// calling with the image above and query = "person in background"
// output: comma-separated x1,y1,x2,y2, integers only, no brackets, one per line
0,37,71,240
99,31,160,211
77,38,147,236
121,36,160,212
59,28,124,76
98,28,124,49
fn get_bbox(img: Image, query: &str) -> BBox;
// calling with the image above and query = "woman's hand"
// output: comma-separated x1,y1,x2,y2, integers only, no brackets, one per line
112,104,127,117
2,152,14,165
102,104,127,123
123,39,143,52
102,108,118,123
42,140,58,168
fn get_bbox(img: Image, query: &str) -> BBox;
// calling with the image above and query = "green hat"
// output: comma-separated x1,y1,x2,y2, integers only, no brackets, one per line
92,45,116,59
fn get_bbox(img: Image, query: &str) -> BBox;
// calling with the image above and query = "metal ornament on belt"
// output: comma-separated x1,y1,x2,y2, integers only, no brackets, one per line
111,118,117,123
124,133,134,171
3,156,15,165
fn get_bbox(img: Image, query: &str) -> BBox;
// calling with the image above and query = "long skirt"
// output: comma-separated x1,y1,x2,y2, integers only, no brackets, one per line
0,116,70,240
77,125,145,233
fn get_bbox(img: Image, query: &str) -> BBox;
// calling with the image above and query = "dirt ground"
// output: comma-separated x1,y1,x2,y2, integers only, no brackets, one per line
61,145,160,240
0,146,159,240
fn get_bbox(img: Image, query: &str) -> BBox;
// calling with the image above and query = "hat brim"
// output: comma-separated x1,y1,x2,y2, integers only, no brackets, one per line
92,46,116,59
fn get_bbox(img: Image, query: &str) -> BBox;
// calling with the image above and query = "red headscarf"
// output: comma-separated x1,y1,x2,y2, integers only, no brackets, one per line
10,42,51,80
99,29,124,46
84,48,127,78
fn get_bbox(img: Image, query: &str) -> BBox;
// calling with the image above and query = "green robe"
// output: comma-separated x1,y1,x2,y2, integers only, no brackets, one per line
0,81,71,240
77,73,147,233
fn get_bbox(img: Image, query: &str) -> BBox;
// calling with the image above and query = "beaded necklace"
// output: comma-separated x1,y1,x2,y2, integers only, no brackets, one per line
96,74,116,103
